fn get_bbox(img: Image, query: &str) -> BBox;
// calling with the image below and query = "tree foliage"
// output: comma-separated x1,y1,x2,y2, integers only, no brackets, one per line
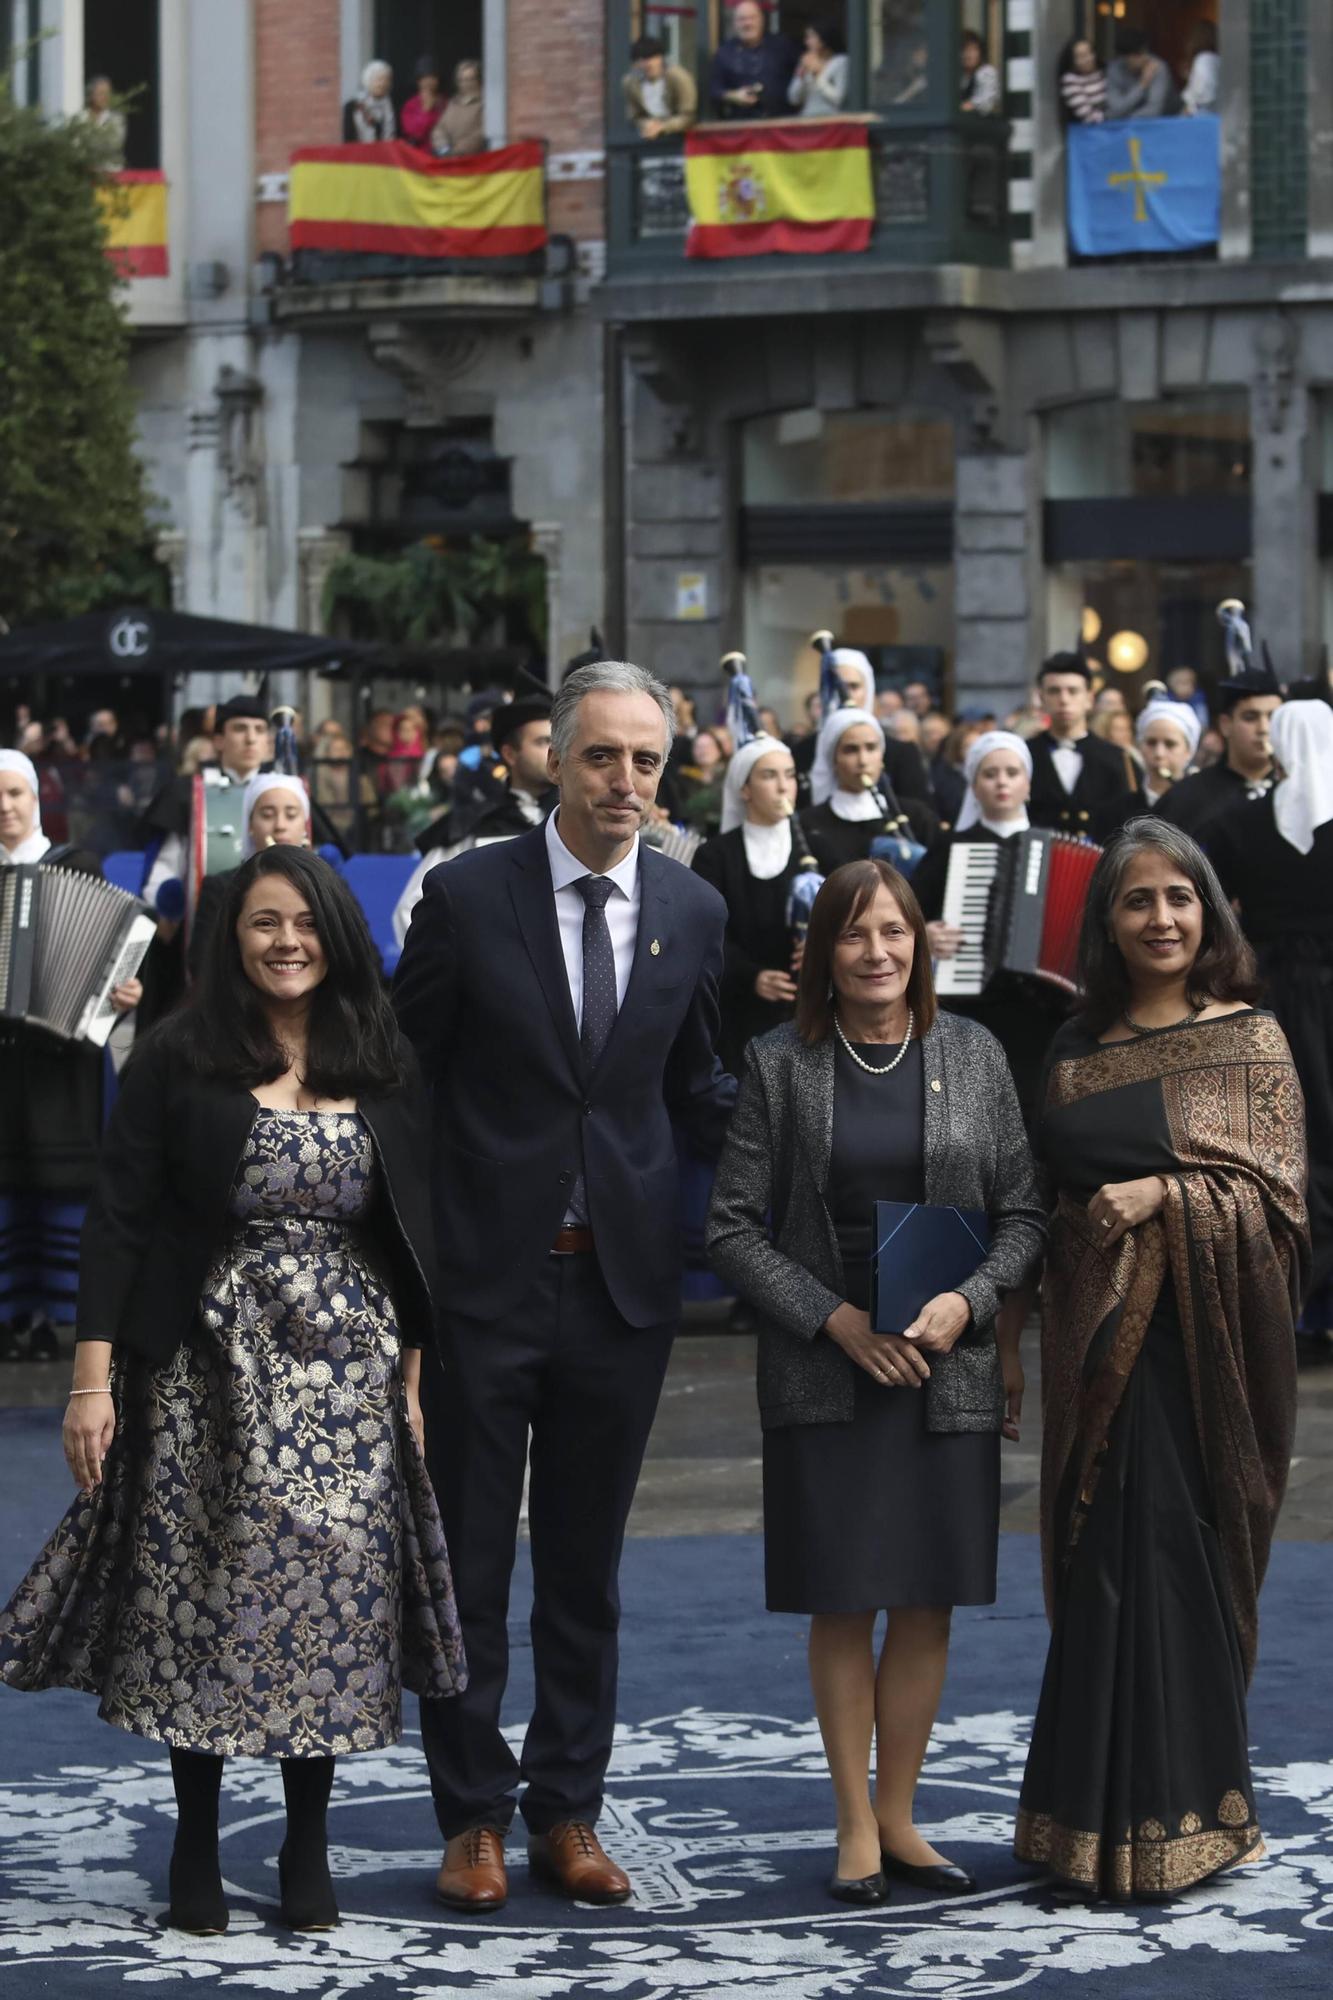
321,535,549,650
0,78,164,624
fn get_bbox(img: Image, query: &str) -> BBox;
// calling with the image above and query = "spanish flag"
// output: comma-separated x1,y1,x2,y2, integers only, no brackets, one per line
97,170,169,278
289,141,547,259
685,120,874,259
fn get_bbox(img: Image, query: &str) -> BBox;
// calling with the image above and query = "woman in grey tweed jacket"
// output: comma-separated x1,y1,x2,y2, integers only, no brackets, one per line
707,858,1045,1905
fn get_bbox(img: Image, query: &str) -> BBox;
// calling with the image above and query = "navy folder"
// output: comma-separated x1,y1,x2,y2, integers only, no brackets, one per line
872,1201,991,1336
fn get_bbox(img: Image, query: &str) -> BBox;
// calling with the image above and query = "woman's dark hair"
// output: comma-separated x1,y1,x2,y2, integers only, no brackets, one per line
808,19,846,56
632,34,666,60
1076,819,1260,1035
1190,20,1218,55
164,847,406,1096
961,30,986,55
796,858,937,1044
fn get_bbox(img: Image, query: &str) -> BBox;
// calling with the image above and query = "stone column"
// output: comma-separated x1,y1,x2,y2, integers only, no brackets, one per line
1250,316,1319,681
530,523,563,691
953,453,1034,718
1219,0,1251,262
1028,0,1069,268
622,345,724,693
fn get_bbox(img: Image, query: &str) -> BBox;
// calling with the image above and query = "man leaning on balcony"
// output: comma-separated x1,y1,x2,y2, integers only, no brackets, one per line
709,0,798,120
623,36,698,140
1105,26,1181,120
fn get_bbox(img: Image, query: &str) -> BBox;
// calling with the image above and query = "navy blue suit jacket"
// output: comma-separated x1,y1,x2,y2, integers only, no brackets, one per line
392,825,737,1327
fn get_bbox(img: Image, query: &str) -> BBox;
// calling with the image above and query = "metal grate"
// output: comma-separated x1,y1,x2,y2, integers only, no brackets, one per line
1250,0,1308,259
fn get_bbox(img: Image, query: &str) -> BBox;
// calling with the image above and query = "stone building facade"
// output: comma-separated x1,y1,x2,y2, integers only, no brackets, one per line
12,0,1333,727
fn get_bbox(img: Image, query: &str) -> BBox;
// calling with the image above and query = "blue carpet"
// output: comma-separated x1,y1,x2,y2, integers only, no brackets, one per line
2,1406,1332,1999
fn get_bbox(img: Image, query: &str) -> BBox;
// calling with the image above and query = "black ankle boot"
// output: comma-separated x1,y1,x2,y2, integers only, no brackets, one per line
278,1757,338,1930
168,1749,227,1934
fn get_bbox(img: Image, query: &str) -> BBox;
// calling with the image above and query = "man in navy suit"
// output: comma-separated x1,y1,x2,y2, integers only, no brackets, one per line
393,661,735,1911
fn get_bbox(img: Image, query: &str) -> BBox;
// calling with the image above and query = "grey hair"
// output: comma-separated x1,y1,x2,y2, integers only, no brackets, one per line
550,661,676,763
1077,816,1259,1033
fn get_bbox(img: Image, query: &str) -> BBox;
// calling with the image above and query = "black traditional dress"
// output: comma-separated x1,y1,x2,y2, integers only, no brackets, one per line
0,846,110,1332
1155,760,1273,852
912,828,1071,1131
800,790,939,877
763,1035,1000,1614
691,822,809,1077
1016,1012,1306,1898
1212,800,1333,1324
0,1109,465,1754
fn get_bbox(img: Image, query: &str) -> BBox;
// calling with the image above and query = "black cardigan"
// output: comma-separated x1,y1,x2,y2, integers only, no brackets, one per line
76,1030,438,1363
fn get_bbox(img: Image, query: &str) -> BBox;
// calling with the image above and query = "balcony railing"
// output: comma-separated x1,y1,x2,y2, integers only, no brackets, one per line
606,111,1010,276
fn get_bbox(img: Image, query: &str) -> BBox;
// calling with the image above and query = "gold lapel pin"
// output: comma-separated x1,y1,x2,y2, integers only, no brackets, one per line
930,1079,942,1093
650,939,661,956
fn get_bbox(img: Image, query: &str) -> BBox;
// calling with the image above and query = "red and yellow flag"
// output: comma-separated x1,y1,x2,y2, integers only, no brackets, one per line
685,119,874,259
97,170,169,277
289,141,547,259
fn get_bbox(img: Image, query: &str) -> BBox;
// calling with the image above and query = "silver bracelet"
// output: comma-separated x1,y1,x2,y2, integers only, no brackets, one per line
68,1386,113,1398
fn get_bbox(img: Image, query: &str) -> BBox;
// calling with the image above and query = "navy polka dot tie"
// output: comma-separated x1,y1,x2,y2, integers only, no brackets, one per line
577,874,618,1068
569,874,618,1223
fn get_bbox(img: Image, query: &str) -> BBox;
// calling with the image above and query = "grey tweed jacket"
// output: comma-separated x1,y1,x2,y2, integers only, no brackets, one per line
706,1013,1046,1430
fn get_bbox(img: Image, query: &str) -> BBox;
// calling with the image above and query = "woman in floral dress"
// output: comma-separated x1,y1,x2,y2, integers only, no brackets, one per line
0,847,465,1935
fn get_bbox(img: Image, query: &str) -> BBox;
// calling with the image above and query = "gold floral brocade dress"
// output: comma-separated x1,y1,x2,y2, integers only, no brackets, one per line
0,1109,466,1756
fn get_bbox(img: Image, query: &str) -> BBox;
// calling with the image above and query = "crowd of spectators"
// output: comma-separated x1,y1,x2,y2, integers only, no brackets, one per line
1060,24,1220,126
345,55,487,157
624,3,1004,140
1,652,1245,865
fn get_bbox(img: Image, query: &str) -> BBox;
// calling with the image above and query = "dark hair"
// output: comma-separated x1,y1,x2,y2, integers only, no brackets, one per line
1115,27,1150,58
415,54,440,80
808,19,846,56
961,30,986,55
1039,650,1092,685
796,859,937,1044
631,34,666,60
1191,21,1218,56
163,847,406,1096
1076,820,1260,1035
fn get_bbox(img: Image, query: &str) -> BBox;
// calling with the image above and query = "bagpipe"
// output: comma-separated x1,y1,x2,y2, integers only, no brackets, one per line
720,648,825,950
811,628,926,879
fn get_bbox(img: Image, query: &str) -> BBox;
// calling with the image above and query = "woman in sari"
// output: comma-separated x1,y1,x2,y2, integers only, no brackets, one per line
1016,818,1307,1900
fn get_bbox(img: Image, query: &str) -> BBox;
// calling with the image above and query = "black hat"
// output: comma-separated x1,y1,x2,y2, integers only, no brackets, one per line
491,696,552,757
215,692,269,727
1038,650,1092,684
1216,657,1282,712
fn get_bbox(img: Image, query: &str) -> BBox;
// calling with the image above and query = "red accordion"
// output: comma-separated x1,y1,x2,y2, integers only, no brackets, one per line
935,829,1102,998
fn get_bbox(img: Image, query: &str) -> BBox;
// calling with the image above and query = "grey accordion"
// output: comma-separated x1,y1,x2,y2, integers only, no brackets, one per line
0,864,156,1045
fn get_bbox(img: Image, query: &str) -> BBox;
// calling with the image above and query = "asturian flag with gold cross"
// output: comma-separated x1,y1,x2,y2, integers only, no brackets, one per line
1067,113,1219,258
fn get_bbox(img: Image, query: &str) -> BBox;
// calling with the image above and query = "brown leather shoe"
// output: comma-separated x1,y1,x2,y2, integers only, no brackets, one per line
436,1827,508,1910
528,1822,631,1905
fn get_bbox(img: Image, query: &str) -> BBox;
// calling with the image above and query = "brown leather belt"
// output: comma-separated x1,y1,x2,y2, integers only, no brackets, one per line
552,1226,594,1255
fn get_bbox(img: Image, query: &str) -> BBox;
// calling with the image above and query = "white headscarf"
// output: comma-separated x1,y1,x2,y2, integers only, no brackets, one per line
721,734,788,834
956,730,1033,833
810,707,883,808
830,648,876,715
240,772,311,859
1270,701,1333,855
0,750,49,864
1134,698,1202,760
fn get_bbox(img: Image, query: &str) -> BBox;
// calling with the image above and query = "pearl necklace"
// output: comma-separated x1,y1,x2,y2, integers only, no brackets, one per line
834,1008,914,1075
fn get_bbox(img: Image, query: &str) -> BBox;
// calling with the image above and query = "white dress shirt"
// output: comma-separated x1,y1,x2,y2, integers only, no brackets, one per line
830,787,882,823
1050,739,1084,795
545,808,640,1024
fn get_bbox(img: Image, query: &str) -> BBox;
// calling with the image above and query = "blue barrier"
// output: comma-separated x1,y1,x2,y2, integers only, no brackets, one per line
100,849,416,977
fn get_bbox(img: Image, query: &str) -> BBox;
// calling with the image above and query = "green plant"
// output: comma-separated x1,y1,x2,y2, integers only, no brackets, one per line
321,535,548,648
0,72,165,622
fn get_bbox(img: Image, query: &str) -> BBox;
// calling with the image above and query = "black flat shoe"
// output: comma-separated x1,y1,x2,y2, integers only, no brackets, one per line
827,1869,890,1905
278,1841,339,1931
881,1853,978,1895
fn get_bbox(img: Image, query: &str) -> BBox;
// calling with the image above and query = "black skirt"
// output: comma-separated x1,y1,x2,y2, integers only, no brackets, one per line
762,1367,1000,1614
